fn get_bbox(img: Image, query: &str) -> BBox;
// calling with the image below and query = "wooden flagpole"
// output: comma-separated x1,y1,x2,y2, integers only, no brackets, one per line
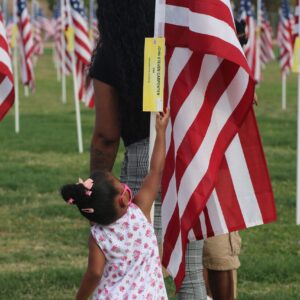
12,0,20,133
282,72,287,110
297,0,300,225
65,0,83,154
60,0,66,104
256,0,262,83
148,0,166,223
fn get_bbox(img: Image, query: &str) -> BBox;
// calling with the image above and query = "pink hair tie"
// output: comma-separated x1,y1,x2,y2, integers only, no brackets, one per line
78,178,94,196
67,198,75,205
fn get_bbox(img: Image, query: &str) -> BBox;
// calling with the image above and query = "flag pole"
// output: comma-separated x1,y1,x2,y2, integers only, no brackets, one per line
148,0,166,222
60,0,66,104
256,0,262,82
65,0,83,153
282,72,286,110
88,0,93,44
13,0,20,133
297,0,300,225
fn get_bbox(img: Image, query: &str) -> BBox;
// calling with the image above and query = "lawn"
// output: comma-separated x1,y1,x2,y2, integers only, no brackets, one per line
0,48,299,299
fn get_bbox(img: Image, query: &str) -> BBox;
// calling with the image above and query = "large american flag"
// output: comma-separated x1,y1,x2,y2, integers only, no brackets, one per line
239,0,259,81
260,0,274,65
277,0,294,74
160,0,276,289
68,0,94,108
16,0,34,88
0,10,14,121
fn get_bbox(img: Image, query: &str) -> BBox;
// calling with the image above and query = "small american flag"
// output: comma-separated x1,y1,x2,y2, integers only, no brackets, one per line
239,0,259,81
32,3,44,57
16,0,34,88
0,10,14,121
260,0,274,65
294,0,300,42
278,0,294,74
68,0,94,108
54,1,72,75
161,0,276,289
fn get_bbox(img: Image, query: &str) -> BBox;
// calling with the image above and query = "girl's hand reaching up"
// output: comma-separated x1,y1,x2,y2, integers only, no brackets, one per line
155,108,170,134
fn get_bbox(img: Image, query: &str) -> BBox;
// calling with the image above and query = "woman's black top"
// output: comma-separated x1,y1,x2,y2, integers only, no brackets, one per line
89,1,155,147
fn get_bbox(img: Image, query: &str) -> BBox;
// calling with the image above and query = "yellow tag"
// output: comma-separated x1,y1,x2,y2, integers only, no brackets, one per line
143,37,165,112
10,25,18,49
256,26,261,38
89,29,93,41
292,37,300,73
65,26,75,52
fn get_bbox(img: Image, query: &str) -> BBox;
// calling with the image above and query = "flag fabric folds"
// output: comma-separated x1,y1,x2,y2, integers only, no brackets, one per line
239,0,259,81
16,0,34,88
0,10,14,121
68,0,94,108
260,0,274,66
32,3,44,57
160,0,276,290
277,0,294,74
54,1,72,75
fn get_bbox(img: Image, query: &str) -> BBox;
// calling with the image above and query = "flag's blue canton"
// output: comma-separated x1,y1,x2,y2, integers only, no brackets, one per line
53,3,60,19
239,0,254,18
281,0,291,19
261,0,270,21
70,0,86,17
17,0,27,15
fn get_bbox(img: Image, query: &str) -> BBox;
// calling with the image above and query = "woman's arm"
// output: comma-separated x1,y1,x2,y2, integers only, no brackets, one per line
134,110,170,220
76,235,105,300
90,79,121,173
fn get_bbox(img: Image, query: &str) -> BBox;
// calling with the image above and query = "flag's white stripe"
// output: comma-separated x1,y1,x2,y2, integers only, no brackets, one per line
75,27,92,52
188,227,196,241
206,189,229,234
166,233,182,277
173,55,221,154
162,174,177,240
163,55,220,241
0,46,12,72
165,5,243,54
168,48,192,99
199,212,207,238
165,48,192,151
0,77,13,105
177,67,249,218
225,135,263,225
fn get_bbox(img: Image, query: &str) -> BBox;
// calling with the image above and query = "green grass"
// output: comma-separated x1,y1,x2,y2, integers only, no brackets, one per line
0,47,299,299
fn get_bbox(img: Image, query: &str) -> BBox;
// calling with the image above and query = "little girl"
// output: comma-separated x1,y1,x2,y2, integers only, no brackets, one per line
61,110,169,300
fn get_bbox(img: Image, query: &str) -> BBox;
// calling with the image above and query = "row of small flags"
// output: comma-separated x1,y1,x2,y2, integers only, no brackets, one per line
1,0,300,121
0,0,98,124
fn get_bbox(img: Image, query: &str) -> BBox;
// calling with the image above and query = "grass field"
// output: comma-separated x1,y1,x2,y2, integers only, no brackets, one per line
0,47,300,300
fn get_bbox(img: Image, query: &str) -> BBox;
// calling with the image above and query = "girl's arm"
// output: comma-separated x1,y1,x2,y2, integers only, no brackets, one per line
134,110,170,220
76,235,105,300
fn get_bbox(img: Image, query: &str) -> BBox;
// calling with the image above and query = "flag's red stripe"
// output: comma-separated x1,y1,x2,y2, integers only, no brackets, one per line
214,158,246,231
238,109,277,223
166,0,235,30
175,60,240,191
165,25,251,76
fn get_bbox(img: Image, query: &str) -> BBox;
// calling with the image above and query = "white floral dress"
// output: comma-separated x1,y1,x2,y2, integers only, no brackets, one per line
91,203,168,300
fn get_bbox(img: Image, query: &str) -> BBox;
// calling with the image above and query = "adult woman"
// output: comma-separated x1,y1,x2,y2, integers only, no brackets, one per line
89,1,206,299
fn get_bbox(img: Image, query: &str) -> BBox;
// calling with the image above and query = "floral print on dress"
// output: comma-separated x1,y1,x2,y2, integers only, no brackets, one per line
91,203,168,300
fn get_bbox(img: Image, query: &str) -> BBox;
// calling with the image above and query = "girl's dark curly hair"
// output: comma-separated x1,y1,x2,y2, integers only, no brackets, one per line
90,0,155,129
61,171,119,225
